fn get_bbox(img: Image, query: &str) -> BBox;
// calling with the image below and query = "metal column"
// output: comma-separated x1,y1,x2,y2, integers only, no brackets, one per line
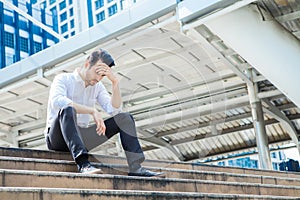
246,69,272,170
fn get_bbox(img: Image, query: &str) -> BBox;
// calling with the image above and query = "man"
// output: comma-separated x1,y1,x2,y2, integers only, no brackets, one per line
45,49,164,177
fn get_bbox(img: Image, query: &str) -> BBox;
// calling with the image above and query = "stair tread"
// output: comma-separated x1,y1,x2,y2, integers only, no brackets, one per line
0,187,299,199
1,147,299,178
1,155,300,181
1,147,300,198
1,168,299,189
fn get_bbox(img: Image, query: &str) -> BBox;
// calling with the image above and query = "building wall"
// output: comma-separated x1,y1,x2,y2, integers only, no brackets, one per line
0,0,57,69
35,0,140,39
215,151,287,171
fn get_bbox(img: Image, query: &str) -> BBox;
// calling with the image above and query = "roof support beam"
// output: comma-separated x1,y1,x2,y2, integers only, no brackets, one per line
275,10,300,23
137,128,185,161
156,101,295,137
202,4,300,109
12,119,45,133
136,95,249,128
0,88,49,106
0,105,44,121
0,68,45,95
136,89,281,128
177,0,256,25
263,100,300,155
186,27,253,85
179,0,256,30
170,114,300,146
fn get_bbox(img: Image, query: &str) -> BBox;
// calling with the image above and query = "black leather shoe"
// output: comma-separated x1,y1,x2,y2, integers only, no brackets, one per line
79,163,103,174
128,167,165,178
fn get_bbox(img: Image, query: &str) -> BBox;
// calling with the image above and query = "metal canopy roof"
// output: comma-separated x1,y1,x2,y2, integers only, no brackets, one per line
0,0,300,163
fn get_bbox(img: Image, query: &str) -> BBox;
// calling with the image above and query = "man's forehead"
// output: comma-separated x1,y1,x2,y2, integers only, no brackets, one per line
95,60,109,66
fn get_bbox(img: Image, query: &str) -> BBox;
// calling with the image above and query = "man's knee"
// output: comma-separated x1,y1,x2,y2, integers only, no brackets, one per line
115,112,134,121
114,112,136,137
114,112,135,127
59,106,76,118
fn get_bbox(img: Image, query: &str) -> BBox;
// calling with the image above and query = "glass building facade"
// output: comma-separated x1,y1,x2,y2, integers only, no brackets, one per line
0,0,58,69
215,151,286,170
34,0,140,39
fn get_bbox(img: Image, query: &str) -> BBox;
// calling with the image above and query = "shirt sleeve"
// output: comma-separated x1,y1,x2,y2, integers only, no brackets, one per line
49,74,73,110
96,82,122,116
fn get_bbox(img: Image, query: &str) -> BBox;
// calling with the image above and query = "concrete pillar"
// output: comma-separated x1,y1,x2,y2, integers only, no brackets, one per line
246,69,272,170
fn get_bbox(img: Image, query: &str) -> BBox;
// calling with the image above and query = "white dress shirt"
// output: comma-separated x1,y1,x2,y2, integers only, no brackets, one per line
45,69,122,133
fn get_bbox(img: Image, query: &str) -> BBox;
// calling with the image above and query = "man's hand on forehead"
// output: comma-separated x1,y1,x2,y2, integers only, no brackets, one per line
93,62,117,83
95,63,110,76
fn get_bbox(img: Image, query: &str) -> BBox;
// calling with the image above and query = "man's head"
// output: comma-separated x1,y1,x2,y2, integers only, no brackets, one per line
82,49,115,87
87,49,115,68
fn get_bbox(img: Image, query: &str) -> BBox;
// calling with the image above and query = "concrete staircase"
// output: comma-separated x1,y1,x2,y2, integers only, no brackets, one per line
0,147,299,199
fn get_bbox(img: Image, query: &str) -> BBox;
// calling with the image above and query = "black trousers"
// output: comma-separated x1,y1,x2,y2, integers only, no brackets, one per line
46,106,145,171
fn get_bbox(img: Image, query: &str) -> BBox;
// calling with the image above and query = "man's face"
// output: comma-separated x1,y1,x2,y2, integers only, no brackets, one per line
85,61,107,86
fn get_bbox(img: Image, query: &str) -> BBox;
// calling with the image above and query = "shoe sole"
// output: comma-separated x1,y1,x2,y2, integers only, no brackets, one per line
128,172,166,178
82,169,103,175
152,173,166,178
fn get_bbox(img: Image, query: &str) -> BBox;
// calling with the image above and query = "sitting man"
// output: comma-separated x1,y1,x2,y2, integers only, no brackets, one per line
44,49,164,177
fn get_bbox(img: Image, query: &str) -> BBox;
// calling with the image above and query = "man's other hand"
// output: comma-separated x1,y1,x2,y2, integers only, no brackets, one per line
92,110,106,136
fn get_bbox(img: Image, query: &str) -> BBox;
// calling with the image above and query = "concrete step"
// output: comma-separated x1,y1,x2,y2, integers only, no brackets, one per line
0,187,299,200
0,169,299,197
0,147,299,179
1,156,300,187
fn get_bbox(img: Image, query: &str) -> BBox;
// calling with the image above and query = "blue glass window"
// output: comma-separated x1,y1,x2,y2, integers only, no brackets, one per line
5,53,14,66
107,0,114,3
59,0,66,10
70,19,74,28
20,37,29,52
95,0,104,9
34,41,42,53
253,160,258,168
69,8,73,17
60,12,67,22
61,24,68,33
108,4,117,16
120,0,124,10
4,32,14,48
96,11,105,23
279,151,284,160
71,31,75,36
272,163,278,170
69,0,73,5
49,0,56,5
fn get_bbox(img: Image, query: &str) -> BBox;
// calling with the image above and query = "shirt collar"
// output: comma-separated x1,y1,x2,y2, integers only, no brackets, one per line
73,68,85,84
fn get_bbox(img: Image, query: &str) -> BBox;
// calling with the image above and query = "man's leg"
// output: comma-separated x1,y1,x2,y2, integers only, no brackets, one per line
46,106,101,174
80,112,165,177
80,112,145,171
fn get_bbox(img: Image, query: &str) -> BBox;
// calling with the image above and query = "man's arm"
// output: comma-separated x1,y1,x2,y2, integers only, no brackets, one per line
111,78,122,109
95,64,122,111
69,102,106,136
68,102,94,115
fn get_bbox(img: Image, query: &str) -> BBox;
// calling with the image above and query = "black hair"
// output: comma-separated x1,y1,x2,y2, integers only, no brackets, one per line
87,49,115,68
